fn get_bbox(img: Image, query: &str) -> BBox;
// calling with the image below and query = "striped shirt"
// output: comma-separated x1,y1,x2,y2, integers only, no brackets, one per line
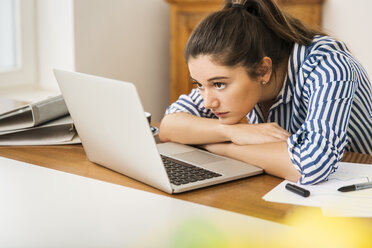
165,35,372,185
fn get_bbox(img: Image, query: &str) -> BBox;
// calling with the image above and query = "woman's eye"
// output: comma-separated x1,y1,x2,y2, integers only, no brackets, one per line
193,82,204,89
214,82,226,89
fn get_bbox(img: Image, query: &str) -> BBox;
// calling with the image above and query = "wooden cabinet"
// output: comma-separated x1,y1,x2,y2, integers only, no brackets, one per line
165,0,325,103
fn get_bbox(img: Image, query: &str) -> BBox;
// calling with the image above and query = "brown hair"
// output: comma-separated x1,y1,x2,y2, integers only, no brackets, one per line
185,0,326,78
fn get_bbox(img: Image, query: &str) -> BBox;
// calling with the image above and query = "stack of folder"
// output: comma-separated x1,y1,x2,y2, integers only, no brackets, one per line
0,95,81,146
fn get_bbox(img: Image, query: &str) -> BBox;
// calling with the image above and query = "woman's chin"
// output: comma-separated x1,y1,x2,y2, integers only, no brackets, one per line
218,117,240,125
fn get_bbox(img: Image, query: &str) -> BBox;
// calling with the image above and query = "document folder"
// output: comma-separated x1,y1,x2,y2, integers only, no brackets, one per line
0,95,80,146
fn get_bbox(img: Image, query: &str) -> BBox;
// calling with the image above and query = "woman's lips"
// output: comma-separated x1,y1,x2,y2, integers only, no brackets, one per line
213,111,229,118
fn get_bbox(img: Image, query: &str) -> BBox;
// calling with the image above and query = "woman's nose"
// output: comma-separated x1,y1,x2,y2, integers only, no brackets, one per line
203,91,218,109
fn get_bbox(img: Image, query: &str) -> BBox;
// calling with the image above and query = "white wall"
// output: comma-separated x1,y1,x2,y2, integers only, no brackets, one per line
37,0,75,91
74,0,169,122
322,0,372,78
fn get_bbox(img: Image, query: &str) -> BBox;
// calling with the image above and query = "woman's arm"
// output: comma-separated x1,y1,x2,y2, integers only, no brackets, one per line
159,112,229,144
160,113,300,182
159,112,290,145
203,141,301,182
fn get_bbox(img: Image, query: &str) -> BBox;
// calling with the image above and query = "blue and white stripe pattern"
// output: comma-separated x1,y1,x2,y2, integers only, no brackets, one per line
165,36,372,185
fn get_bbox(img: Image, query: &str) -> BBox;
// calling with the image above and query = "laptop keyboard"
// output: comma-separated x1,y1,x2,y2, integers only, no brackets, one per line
161,155,222,186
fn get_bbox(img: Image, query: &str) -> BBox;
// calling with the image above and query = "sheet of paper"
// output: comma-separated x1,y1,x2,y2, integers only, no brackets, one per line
322,197,372,217
263,162,372,217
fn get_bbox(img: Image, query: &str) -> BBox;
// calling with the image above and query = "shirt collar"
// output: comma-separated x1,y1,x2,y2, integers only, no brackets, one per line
277,42,307,105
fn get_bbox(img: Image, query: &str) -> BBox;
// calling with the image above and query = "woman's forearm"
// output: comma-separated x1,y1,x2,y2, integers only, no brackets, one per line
159,113,290,145
160,113,301,181
204,141,301,182
159,112,229,144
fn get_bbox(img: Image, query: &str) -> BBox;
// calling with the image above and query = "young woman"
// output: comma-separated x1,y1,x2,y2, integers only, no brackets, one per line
159,0,372,185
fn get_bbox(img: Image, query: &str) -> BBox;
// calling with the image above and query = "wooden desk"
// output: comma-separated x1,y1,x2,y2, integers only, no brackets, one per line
0,143,370,224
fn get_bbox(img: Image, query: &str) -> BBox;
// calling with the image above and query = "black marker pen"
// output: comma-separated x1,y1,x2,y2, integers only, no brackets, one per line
285,183,310,197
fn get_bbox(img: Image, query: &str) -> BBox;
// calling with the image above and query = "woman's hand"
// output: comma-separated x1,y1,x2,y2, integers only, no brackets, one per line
226,123,290,145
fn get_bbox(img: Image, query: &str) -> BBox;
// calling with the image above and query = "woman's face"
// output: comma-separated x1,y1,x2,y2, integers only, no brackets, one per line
188,55,263,125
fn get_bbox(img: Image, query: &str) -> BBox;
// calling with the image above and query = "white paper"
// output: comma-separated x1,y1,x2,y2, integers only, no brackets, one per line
263,162,372,217
322,197,372,217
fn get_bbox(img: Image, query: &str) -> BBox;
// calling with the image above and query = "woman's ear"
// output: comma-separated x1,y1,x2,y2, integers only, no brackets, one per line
256,57,272,83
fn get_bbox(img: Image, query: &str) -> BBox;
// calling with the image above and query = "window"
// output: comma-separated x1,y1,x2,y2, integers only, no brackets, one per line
0,0,36,88
0,0,16,71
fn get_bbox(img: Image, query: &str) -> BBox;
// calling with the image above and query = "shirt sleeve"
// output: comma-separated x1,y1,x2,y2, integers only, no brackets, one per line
165,88,216,118
287,51,357,185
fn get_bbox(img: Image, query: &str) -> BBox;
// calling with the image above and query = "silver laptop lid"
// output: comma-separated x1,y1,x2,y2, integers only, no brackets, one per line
54,69,172,193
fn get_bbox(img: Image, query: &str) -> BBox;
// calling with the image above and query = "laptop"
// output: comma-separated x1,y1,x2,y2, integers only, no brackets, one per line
54,69,263,194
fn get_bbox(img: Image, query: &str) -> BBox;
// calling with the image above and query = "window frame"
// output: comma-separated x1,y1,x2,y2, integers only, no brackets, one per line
0,0,36,89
